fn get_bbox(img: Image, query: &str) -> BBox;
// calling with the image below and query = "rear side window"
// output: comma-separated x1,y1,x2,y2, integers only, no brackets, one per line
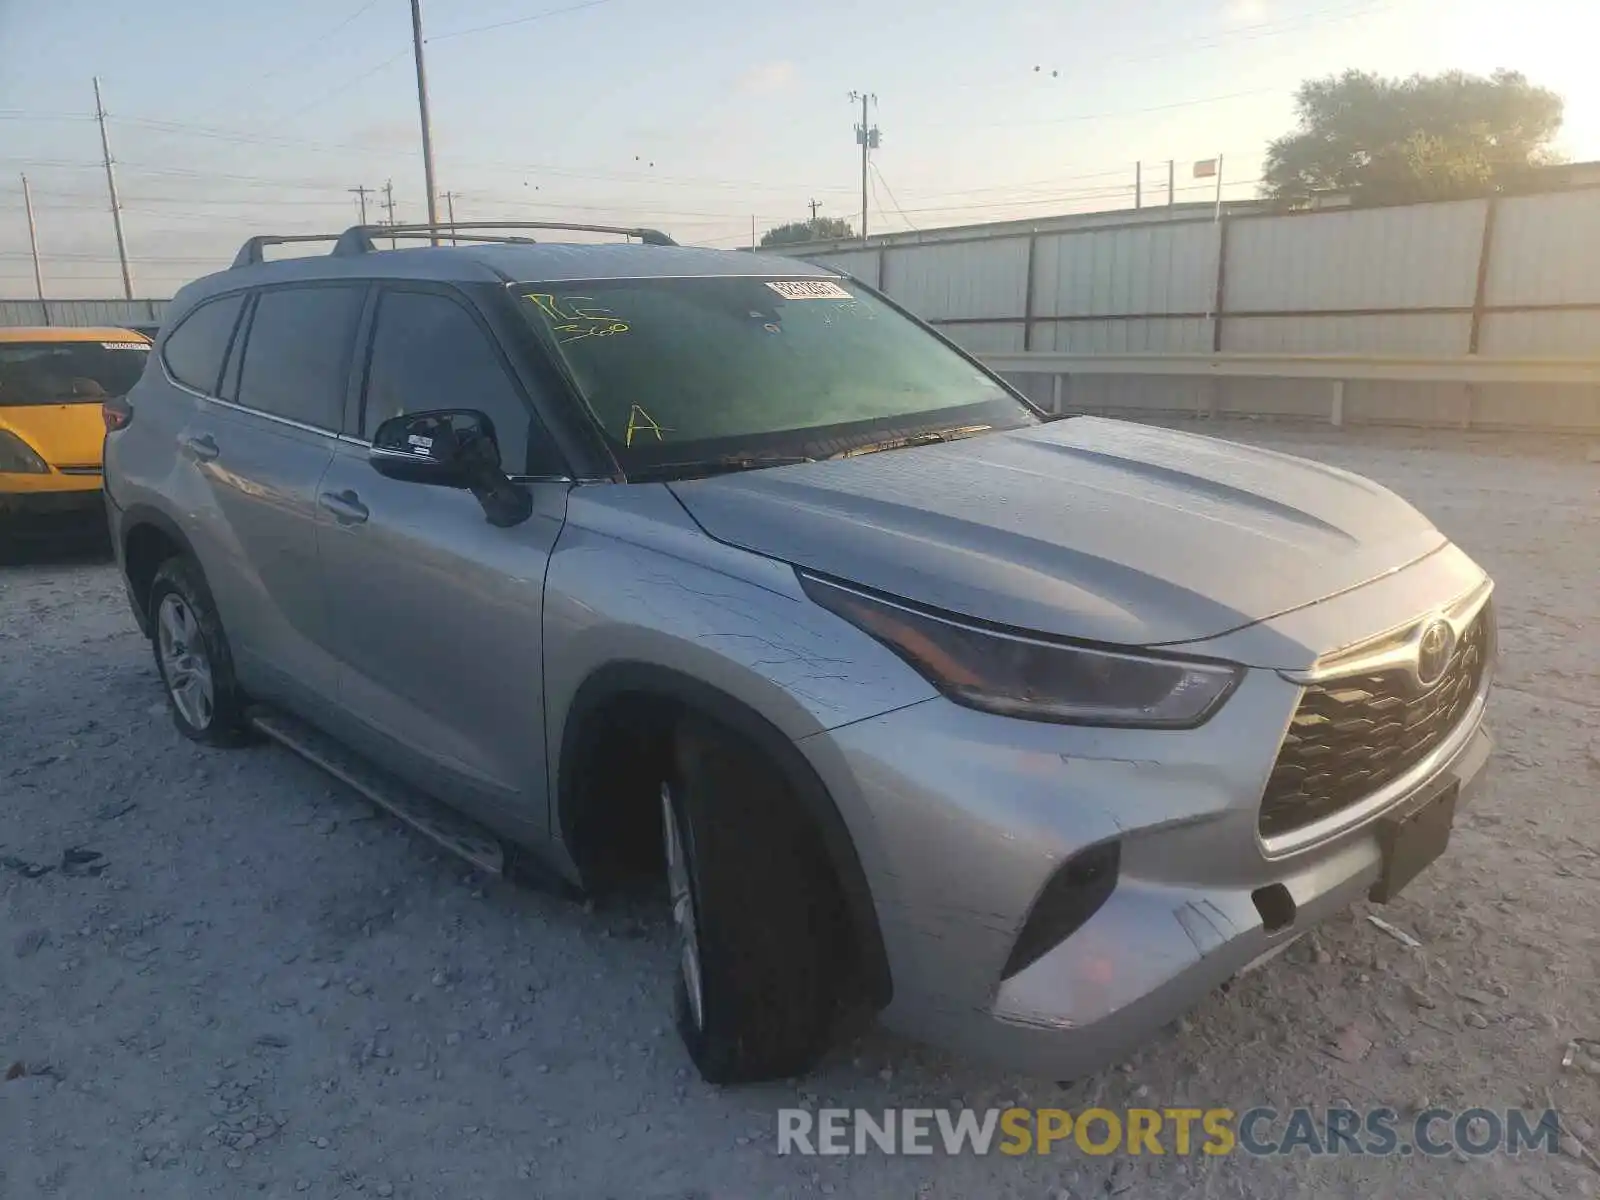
361,289,534,472
0,339,150,404
236,285,364,430
162,294,244,395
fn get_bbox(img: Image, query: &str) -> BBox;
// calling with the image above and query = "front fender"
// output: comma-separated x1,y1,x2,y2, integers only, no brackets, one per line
542,485,934,751
541,484,933,1009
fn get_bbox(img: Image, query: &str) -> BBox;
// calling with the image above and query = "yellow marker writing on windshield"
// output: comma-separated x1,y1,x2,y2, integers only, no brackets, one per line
625,404,668,446
524,293,565,321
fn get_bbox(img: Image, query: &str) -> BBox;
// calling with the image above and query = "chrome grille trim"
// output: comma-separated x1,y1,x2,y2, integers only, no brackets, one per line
1259,590,1496,856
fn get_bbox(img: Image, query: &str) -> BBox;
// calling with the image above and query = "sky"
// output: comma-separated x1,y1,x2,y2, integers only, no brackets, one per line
0,0,1595,298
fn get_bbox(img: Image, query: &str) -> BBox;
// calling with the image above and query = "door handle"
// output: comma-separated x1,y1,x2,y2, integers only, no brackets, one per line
179,433,219,462
318,489,369,525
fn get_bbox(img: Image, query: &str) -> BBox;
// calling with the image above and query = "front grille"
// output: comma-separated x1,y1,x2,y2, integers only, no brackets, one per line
1259,605,1492,839
56,465,102,476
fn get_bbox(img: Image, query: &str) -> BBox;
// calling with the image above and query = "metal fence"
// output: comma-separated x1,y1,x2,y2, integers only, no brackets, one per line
8,187,1600,430
779,187,1600,431
0,297,171,329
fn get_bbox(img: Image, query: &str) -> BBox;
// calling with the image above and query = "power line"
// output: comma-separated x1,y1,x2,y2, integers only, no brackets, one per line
1004,88,1279,130
120,164,356,190
275,49,412,121
870,163,919,232
42,114,860,193
2,75,1266,195
251,0,387,87
946,0,1402,93
429,0,620,42
866,168,890,236
1098,0,1402,70
0,112,94,123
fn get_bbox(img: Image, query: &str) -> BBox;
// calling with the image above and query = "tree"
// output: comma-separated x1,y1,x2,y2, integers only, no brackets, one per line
1262,69,1564,206
759,217,854,247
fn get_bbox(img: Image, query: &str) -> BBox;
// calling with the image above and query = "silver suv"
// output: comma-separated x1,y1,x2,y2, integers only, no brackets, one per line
104,221,1495,1083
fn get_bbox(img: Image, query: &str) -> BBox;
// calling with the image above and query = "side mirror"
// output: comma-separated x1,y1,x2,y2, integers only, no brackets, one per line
369,409,532,527
369,409,498,487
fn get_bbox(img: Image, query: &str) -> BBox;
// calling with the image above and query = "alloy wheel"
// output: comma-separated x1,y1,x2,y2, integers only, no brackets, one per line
156,593,215,731
661,782,705,1030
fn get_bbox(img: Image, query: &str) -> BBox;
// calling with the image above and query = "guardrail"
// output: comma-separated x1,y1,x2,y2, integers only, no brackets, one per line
979,352,1600,427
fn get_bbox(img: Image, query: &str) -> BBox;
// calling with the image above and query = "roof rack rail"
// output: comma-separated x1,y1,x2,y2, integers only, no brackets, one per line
331,221,677,254
231,221,677,269
231,233,345,269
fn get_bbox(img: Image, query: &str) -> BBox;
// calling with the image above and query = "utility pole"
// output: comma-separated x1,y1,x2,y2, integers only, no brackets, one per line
1135,161,1143,209
848,91,879,245
93,76,133,300
1167,159,1175,207
382,179,397,250
441,190,459,244
409,0,441,243
20,173,45,304
348,184,373,225
808,198,821,222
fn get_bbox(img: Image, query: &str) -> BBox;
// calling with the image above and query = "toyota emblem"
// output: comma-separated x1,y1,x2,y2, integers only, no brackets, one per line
1416,619,1454,687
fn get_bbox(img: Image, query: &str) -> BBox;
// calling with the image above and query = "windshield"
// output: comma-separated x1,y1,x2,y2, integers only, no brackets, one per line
0,340,149,405
515,276,1036,472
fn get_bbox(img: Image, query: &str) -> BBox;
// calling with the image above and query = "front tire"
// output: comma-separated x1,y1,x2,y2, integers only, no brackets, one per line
664,716,838,1084
148,556,252,747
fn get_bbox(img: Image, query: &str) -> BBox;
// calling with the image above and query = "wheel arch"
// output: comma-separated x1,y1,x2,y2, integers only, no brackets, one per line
119,504,199,636
556,660,894,1010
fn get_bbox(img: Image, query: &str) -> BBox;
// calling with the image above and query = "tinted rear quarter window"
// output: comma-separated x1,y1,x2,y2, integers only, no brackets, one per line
162,294,244,395
236,285,364,430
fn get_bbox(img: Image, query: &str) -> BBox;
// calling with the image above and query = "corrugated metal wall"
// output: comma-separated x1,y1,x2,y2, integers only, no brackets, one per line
11,190,1600,428
1034,221,1218,320
1225,200,1484,314
0,298,170,329
805,247,881,289
885,238,1028,321
776,185,1600,429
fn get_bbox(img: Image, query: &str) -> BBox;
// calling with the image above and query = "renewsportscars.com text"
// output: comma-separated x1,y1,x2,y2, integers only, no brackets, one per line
776,1106,1562,1158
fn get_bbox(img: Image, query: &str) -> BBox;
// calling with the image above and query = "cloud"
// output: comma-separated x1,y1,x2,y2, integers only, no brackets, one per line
736,61,797,95
1223,0,1268,20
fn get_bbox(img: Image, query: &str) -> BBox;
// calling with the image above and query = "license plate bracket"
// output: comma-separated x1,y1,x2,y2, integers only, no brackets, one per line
1369,783,1458,903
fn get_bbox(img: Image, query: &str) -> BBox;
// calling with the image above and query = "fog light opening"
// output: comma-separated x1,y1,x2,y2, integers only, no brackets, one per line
1251,883,1296,933
999,840,1121,981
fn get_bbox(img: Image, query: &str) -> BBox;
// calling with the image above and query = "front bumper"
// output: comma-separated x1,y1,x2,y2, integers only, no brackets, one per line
0,475,105,534
0,469,102,500
801,659,1493,1080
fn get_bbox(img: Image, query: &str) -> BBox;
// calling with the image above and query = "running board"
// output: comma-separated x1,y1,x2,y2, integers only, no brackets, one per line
247,707,506,875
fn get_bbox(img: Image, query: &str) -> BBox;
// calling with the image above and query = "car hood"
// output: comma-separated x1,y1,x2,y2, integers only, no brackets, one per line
666,416,1445,647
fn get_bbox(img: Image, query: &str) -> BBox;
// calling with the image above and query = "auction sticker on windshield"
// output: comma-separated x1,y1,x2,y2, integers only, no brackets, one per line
766,280,852,300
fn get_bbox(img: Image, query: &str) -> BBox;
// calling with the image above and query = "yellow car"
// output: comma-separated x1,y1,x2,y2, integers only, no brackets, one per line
0,326,152,533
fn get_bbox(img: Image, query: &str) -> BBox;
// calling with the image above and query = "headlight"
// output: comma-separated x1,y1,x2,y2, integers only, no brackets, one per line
800,574,1243,728
0,430,49,473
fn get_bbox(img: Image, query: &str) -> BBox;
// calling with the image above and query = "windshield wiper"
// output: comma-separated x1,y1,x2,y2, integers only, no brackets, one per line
626,454,816,482
831,423,994,459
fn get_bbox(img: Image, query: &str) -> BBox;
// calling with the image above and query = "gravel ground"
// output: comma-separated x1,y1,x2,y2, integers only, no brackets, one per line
2,421,1598,1200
